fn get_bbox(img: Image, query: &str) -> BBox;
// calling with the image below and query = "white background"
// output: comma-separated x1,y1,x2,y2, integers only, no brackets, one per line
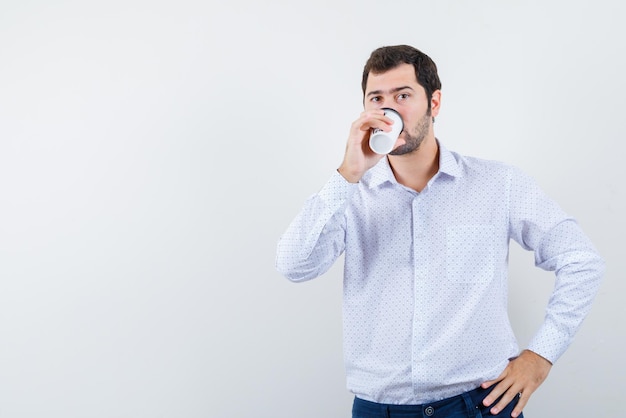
0,1,623,417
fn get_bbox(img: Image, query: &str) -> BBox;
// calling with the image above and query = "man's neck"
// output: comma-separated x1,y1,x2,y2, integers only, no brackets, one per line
388,136,440,192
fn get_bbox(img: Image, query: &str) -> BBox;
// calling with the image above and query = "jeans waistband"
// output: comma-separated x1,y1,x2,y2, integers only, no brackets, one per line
353,386,494,417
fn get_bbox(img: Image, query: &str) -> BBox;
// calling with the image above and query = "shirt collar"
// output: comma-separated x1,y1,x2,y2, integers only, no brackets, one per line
362,140,462,189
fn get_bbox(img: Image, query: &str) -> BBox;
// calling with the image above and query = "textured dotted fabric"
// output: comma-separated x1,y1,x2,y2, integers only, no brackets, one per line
276,142,604,404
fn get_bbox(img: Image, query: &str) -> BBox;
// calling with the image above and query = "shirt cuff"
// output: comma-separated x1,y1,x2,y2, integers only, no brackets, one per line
526,321,570,364
317,170,358,210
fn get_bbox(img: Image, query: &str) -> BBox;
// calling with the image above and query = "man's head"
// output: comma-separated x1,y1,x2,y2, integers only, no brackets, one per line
361,45,441,110
362,45,442,155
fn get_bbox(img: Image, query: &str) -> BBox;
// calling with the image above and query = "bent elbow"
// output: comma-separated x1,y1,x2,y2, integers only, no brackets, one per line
275,246,321,283
275,252,320,283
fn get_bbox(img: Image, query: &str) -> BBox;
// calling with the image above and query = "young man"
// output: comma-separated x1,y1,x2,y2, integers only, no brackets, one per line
275,45,604,418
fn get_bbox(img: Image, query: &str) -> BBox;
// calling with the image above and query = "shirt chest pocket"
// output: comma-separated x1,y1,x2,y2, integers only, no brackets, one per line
445,224,496,283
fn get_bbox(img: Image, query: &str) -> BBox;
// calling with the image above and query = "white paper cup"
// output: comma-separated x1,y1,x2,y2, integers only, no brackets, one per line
369,108,404,154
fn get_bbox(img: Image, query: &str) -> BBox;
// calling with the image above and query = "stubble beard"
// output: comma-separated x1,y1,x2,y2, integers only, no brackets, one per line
389,108,432,156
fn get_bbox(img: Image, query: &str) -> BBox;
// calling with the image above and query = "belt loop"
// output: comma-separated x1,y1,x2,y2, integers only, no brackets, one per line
377,403,389,418
461,392,479,418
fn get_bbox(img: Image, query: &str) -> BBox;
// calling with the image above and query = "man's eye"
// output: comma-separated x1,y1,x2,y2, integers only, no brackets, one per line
371,97,381,102
397,93,409,100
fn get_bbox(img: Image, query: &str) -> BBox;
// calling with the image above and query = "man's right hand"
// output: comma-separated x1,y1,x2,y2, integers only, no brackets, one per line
337,110,402,183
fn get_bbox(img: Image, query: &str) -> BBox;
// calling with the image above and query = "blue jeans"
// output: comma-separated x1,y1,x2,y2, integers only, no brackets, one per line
352,386,523,418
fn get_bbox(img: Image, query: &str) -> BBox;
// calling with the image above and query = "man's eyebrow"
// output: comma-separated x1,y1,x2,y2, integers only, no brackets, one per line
366,86,415,97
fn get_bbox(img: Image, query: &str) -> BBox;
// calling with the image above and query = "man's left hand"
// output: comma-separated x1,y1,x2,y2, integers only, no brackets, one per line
481,349,552,417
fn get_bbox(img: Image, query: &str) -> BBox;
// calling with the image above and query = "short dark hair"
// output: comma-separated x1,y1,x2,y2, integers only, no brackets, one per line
361,45,442,106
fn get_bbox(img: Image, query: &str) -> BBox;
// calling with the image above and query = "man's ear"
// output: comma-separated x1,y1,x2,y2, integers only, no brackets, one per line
430,90,442,118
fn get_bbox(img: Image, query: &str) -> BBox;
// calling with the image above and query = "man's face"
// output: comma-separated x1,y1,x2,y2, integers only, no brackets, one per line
364,63,438,155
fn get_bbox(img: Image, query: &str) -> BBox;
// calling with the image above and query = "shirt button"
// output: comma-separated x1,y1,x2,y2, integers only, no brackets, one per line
425,406,435,416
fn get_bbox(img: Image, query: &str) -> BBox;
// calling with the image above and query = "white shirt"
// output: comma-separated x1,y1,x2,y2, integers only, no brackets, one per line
275,142,604,404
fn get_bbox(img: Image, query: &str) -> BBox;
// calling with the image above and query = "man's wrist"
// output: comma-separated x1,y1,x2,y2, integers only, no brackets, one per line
337,166,362,183
522,349,553,366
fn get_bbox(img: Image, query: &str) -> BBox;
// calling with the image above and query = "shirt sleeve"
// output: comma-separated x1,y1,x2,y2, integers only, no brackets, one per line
507,167,605,363
275,171,357,282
